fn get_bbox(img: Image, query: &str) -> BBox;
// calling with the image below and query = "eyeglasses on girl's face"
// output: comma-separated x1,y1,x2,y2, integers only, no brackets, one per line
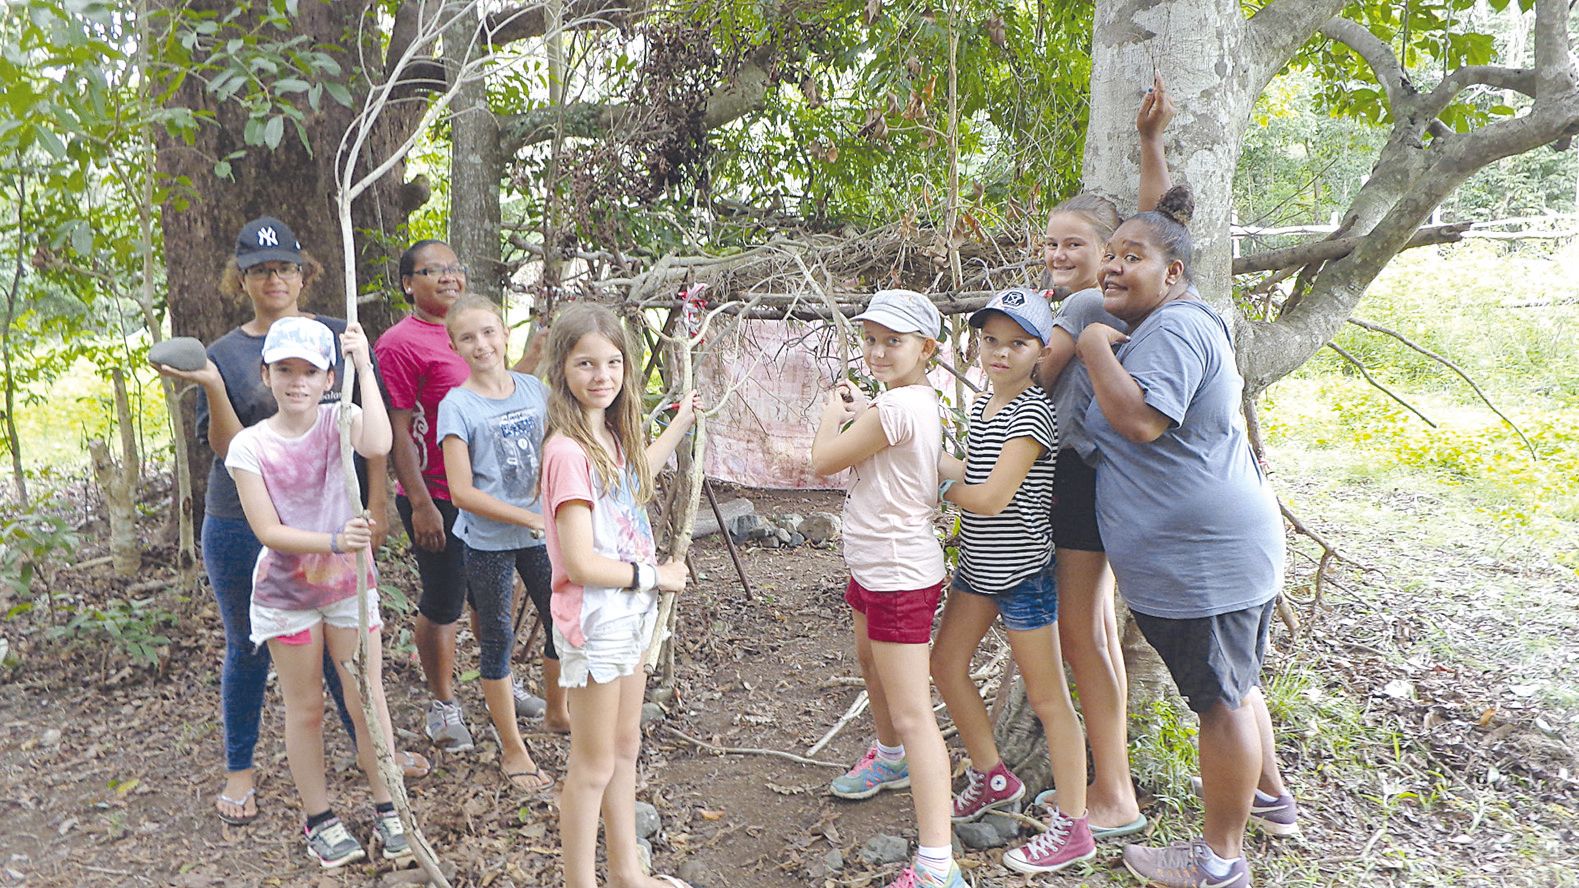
413,264,468,278
243,263,303,281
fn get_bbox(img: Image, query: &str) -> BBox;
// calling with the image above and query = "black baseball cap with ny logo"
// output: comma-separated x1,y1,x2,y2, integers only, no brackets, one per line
234,216,303,269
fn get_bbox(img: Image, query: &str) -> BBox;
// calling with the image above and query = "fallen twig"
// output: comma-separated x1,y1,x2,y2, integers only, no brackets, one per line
662,725,846,769
807,691,869,756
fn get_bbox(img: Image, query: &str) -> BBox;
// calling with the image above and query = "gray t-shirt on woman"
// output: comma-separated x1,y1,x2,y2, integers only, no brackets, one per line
1078,299,1284,619
1049,288,1127,459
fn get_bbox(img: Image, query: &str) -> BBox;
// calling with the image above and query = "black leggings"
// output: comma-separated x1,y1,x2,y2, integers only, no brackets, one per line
461,543,556,680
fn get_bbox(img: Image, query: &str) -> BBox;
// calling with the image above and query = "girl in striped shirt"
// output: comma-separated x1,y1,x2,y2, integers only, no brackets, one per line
932,287,1095,874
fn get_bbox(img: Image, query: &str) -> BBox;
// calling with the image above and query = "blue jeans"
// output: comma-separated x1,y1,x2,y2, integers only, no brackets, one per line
203,514,355,772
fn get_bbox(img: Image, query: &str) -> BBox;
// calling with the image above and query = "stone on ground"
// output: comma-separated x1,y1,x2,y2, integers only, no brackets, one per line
859,833,910,865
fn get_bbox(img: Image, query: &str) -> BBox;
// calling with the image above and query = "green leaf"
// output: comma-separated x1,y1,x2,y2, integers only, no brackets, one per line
70,222,92,257
323,81,351,107
263,114,284,148
34,127,66,159
275,77,309,95
213,159,232,179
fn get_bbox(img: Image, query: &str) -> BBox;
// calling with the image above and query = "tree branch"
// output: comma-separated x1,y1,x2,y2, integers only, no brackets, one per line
1246,0,1348,87
1346,316,1536,457
500,58,773,154
1325,343,1437,427
1232,222,1469,275
1238,1,1579,393
483,0,639,46
1320,17,1414,109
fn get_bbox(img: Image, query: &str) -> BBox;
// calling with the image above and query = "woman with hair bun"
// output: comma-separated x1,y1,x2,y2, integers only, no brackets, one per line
1076,187,1295,888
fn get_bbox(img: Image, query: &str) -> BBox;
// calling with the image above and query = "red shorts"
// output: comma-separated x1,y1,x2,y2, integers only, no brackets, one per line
844,577,944,645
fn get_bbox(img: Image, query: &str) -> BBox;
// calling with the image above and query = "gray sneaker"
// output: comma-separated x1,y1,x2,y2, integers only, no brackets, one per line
1123,839,1249,888
1188,776,1299,837
304,816,366,869
513,678,547,719
372,808,412,860
425,699,475,752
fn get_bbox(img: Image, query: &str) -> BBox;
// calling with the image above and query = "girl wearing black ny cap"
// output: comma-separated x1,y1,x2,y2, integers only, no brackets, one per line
152,216,425,827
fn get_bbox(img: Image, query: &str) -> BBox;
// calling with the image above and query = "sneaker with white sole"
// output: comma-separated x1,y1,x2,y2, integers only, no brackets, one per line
425,699,475,752
1123,839,1249,887
1188,776,1299,837
887,861,968,888
372,808,412,860
304,816,366,869
513,678,547,719
1003,807,1097,874
951,761,1024,823
829,745,909,799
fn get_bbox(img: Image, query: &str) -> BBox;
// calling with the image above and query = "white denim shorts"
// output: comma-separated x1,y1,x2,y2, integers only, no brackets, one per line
250,588,383,648
553,609,657,688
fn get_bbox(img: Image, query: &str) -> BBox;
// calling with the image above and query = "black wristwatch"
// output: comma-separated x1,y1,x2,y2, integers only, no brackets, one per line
628,561,640,590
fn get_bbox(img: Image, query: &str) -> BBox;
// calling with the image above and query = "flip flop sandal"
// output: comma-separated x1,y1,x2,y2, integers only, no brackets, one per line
655,876,694,888
398,750,432,781
1032,789,1149,839
216,787,259,826
502,766,554,793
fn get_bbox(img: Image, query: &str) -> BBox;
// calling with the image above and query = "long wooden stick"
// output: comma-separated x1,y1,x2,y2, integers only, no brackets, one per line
702,479,753,600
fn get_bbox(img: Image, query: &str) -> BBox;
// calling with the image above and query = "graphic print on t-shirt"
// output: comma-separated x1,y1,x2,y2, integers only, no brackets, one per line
488,406,544,502
410,402,431,473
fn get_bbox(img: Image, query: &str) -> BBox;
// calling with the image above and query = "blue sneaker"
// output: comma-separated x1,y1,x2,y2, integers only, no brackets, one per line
889,861,968,888
829,745,910,799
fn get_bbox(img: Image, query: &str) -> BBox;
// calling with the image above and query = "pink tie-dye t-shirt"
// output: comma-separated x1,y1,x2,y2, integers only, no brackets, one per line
539,435,656,648
225,404,379,610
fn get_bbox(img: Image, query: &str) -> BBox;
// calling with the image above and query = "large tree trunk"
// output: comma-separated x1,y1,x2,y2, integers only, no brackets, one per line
154,0,419,518
445,3,504,302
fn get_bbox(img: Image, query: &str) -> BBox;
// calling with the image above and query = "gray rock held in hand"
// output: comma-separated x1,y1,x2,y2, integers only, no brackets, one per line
148,336,208,372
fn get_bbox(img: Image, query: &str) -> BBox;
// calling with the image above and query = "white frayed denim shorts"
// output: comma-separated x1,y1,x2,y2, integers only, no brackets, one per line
249,588,383,648
553,609,657,688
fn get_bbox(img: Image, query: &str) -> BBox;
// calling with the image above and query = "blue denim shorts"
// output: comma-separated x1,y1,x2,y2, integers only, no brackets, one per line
952,564,1059,631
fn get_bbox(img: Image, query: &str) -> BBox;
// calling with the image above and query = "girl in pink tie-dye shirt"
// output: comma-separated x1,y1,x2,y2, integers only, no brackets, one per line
225,316,407,869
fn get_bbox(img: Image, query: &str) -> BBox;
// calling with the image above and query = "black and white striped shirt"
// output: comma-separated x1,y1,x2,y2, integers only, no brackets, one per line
957,388,1059,593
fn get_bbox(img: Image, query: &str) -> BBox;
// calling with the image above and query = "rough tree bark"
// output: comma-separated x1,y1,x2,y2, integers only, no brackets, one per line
446,2,504,302
153,0,424,517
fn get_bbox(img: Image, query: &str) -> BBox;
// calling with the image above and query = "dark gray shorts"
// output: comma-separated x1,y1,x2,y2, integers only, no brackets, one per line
1131,598,1276,714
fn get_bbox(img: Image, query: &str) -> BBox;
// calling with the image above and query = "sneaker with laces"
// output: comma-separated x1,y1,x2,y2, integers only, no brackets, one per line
951,761,1025,823
372,808,412,860
304,816,366,869
425,699,475,752
829,745,910,800
1003,808,1096,873
1123,839,1250,888
1188,776,1299,837
887,861,968,888
512,678,547,719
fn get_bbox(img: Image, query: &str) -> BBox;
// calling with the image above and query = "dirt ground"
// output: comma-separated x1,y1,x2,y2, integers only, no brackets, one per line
1,475,1576,887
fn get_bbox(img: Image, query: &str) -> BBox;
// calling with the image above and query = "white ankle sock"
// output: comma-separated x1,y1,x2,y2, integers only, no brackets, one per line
875,741,905,763
1254,788,1280,804
915,844,952,877
1200,844,1240,878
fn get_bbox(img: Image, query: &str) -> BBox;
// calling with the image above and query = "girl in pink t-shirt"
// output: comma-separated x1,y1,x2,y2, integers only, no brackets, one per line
537,304,698,888
810,290,962,888
225,317,405,869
